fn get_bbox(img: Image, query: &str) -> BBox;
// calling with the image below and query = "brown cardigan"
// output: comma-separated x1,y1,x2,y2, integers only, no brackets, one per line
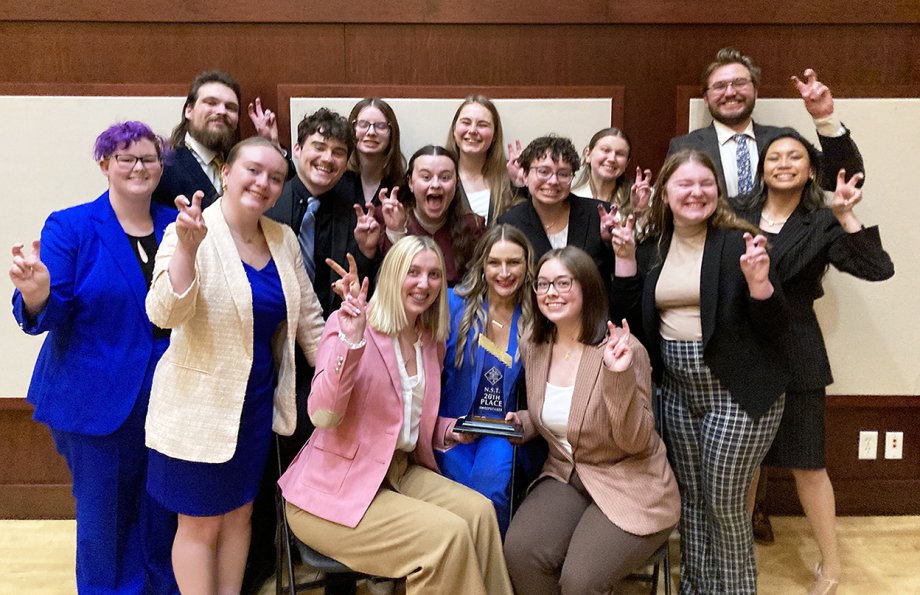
521,335,680,536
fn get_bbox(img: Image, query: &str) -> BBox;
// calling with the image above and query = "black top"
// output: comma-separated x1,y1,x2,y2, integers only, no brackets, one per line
126,231,170,340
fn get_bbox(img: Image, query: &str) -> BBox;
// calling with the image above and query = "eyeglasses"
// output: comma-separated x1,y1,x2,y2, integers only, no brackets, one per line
533,276,574,295
531,166,574,183
112,154,161,169
354,120,390,133
707,77,753,93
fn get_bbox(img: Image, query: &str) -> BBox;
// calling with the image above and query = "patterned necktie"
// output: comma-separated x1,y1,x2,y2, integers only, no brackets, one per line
298,197,321,284
734,133,753,194
211,155,225,195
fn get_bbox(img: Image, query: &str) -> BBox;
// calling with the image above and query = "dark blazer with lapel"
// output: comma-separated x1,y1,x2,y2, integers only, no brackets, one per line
733,204,894,391
521,336,680,536
12,192,177,435
638,226,790,420
152,145,220,210
668,122,865,195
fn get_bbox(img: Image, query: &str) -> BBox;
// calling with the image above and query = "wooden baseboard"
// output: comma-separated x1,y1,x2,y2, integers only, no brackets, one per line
0,485,74,519
2,395,918,518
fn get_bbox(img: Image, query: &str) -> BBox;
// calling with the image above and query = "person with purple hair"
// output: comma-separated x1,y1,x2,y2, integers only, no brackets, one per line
9,121,179,594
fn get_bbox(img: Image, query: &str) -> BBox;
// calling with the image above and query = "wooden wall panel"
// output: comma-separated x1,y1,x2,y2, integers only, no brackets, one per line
3,1,918,24
2,395,917,518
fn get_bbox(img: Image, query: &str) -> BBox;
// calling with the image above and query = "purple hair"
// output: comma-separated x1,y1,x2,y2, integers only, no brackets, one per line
93,121,171,161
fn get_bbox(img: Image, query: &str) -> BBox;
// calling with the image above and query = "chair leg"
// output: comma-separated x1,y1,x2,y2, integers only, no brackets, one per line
662,547,672,595
650,560,660,594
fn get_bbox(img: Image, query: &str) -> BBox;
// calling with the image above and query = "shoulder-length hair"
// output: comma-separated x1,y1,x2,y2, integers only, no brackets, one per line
368,235,449,341
453,224,535,368
737,130,825,214
572,127,632,210
645,149,760,251
405,145,479,280
445,95,514,220
346,98,407,187
530,246,608,346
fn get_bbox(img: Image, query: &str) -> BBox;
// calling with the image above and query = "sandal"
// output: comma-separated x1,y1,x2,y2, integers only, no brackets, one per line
808,563,839,595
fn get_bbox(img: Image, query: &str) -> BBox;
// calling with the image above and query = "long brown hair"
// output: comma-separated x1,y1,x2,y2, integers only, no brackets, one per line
530,247,608,346
646,150,760,252
453,225,535,367
445,95,514,220
346,98,407,187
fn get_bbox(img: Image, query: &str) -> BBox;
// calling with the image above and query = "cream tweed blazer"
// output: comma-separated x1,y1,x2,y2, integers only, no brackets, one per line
145,199,324,463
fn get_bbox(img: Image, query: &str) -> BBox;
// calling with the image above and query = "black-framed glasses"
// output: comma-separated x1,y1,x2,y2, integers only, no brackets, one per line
533,276,574,295
354,120,390,133
707,77,753,93
113,154,161,169
531,166,574,183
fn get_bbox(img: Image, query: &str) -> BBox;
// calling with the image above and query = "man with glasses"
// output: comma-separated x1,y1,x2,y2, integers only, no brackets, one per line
668,47,864,198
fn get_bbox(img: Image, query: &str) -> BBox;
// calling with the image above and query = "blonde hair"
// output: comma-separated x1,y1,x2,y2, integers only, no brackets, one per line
368,236,449,341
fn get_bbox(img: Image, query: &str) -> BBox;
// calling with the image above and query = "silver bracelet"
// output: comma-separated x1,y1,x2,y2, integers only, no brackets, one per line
338,331,366,350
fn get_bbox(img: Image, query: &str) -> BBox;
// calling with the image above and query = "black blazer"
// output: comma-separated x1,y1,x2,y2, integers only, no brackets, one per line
152,145,220,209
734,204,894,391
638,226,790,420
667,122,865,195
497,194,637,323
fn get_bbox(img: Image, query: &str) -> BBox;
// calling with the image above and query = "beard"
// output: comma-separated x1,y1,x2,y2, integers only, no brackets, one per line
708,97,755,127
189,117,237,155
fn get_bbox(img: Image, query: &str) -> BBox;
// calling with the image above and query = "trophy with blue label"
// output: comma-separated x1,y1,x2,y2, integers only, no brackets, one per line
452,335,523,439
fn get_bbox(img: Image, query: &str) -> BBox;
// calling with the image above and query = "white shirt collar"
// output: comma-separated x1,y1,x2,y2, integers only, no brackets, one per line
184,132,218,165
714,120,756,146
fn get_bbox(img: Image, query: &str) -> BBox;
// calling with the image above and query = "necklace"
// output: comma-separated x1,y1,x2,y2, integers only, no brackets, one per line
488,308,511,330
760,213,788,227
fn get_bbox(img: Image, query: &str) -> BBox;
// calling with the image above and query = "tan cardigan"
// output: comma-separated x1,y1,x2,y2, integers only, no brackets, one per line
145,199,325,463
521,336,681,536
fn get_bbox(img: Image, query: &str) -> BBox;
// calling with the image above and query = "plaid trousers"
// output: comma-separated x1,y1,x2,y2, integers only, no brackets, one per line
660,340,783,595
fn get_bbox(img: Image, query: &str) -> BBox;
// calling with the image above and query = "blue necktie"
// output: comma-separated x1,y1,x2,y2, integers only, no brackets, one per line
734,133,754,195
298,197,320,284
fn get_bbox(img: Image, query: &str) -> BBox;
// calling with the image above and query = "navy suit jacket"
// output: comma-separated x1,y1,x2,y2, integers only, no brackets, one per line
152,145,220,210
668,122,865,196
13,192,177,435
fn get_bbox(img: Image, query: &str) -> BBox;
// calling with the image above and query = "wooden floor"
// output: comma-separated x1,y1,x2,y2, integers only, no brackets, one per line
2,516,918,594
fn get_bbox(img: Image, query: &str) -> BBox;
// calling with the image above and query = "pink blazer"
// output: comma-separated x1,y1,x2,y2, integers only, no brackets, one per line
279,312,453,528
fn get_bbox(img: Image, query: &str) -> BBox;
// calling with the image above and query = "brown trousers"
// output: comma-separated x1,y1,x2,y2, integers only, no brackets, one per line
504,473,674,594
285,452,512,595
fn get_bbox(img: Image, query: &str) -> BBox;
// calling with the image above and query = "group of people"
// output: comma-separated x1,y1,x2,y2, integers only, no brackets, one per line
9,46,894,595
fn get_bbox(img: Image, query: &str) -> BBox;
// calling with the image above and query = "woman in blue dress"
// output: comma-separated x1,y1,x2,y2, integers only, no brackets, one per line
144,136,325,594
436,223,536,536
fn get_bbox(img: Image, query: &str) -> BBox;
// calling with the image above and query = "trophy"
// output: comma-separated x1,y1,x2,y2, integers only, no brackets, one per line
452,359,523,439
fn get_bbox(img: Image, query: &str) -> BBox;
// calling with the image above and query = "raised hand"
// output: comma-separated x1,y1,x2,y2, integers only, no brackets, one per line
174,191,208,252
740,232,773,299
598,203,619,242
830,170,865,232
830,169,864,216
247,97,280,146
353,203,381,258
602,319,633,372
337,276,369,345
506,140,525,187
792,68,834,120
629,167,653,213
380,186,407,232
610,213,637,261
9,239,50,315
326,252,361,301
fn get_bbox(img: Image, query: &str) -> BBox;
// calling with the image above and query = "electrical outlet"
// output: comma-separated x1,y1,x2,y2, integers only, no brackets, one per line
858,431,878,460
885,431,904,459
